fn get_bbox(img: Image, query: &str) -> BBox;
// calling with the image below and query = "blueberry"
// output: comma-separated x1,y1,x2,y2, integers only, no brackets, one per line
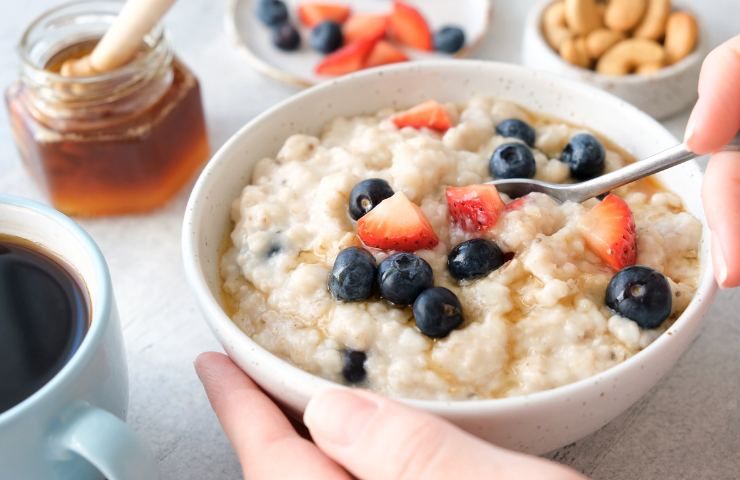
490,143,536,179
328,247,377,302
433,26,466,54
256,0,288,26
348,178,394,220
377,253,433,305
266,243,281,257
560,133,606,180
272,23,301,51
341,349,367,384
310,21,344,54
448,239,505,281
413,287,464,338
495,118,536,147
606,265,672,329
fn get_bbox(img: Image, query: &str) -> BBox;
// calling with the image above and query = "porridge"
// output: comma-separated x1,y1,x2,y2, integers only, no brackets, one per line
221,97,701,400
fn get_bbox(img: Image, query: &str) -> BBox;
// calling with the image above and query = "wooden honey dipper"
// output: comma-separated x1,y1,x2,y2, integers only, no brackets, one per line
61,0,176,77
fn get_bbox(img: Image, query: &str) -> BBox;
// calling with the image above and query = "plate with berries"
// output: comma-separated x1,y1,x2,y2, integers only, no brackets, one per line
227,0,493,87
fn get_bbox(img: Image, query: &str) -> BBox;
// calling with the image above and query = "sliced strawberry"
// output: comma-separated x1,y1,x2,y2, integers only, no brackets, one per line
391,100,452,132
388,1,432,51
357,192,438,252
343,14,388,43
446,184,505,232
505,194,532,212
315,38,377,76
365,40,409,68
298,2,351,28
578,194,637,270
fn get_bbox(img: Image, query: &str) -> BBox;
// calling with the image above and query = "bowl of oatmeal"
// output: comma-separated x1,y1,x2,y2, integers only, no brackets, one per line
182,60,716,454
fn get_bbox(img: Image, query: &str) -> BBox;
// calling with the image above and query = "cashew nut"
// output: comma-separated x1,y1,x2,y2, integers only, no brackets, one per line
633,0,671,40
585,28,625,59
564,0,603,35
604,0,648,32
542,1,573,50
596,38,666,75
664,11,699,64
635,62,664,74
560,36,591,68
545,0,695,76
595,2,606,20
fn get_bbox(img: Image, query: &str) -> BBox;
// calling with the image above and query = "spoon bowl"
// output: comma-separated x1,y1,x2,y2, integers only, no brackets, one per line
489,134,740,203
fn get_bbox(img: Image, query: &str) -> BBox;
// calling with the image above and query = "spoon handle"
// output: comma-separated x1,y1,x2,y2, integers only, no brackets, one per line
568,133,740,203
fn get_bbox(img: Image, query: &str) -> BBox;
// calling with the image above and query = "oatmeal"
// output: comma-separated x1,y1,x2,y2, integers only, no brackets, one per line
221,97,701,400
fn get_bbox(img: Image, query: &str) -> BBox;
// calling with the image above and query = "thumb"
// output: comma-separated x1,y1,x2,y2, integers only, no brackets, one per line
304,389,584,480
684,34,740,153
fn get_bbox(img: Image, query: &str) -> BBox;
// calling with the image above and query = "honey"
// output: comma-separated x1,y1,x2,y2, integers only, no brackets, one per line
5,1,209,216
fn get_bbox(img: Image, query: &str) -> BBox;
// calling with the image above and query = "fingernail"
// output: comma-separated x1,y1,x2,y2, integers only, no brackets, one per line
304,389,379,446
711,232,729,288
194,352,209,372
684,108,697,145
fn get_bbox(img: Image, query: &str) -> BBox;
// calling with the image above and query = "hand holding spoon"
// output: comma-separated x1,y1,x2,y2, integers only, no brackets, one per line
61,0,176,77
488,133,740,203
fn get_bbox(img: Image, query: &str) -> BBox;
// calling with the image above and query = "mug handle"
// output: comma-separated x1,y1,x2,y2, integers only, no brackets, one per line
56,403,158,480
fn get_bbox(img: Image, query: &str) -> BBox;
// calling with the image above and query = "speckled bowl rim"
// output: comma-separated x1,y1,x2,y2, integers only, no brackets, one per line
225,0,494,89
526,0,706,84
183,60,717,414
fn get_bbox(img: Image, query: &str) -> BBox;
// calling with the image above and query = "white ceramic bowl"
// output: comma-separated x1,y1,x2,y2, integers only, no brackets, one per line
182,60,716,454
522,0,705,119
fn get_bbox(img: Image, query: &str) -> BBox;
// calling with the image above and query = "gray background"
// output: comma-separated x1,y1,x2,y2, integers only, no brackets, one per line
1,1,738,478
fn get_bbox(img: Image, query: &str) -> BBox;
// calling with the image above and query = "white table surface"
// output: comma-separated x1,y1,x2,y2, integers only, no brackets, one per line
1,1,739,478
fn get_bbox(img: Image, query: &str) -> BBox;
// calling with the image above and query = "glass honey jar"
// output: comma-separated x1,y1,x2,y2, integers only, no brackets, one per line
5,0,210,216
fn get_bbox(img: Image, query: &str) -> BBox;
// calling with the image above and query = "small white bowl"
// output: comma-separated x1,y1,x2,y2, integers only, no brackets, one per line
522,0,704,119
182,60,716,454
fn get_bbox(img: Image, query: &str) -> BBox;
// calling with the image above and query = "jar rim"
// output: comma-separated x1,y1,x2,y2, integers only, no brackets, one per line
18,0,167,86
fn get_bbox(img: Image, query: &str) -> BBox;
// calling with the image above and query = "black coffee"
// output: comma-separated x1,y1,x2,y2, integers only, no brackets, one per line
0,235,88,413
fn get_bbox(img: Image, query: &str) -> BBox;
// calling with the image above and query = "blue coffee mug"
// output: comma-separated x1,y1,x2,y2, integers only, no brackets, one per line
0,195,157,480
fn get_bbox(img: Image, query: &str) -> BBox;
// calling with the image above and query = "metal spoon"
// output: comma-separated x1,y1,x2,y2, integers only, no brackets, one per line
488,133,740,203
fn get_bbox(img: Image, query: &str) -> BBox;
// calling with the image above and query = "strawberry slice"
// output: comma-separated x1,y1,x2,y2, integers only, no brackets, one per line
366,40,409,68
298,2,351,28
578,194,637,270
505,194,532,212
315,38,377,76
357,192,439,252
343,14,388,43
446,184,505,232
391,100,452,132
388,1,432,51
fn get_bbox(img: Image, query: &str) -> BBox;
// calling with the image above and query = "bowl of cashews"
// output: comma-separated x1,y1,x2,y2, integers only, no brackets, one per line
522,0,705,119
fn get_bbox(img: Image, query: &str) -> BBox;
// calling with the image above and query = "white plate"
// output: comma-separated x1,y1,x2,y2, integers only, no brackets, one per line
227,0,492,87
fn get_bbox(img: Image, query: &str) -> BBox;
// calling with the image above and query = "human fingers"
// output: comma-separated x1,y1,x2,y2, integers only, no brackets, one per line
304,389,585,480
684,35,740,153
195,352,349,480
702,150,740,287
